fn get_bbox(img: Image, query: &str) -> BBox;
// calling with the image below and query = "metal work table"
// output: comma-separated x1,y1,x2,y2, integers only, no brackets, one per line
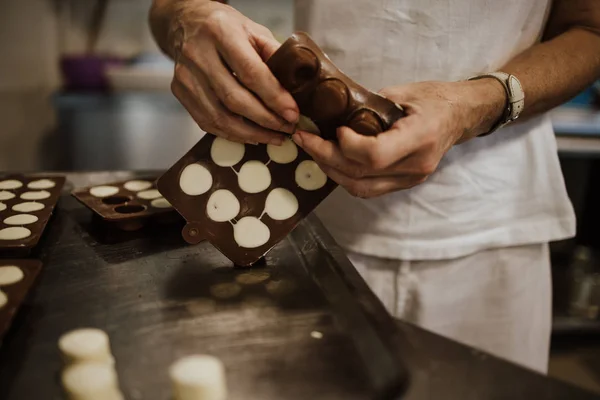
0,172,598,399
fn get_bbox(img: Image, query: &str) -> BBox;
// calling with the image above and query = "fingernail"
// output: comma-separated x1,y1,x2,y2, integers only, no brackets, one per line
282,109,299,124
292,132,303,146
270,136,284,146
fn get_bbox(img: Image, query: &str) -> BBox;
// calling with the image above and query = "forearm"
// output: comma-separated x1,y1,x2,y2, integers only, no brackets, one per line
502,28,600,119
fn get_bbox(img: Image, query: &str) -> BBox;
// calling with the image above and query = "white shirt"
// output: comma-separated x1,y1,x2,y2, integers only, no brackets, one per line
295,0,576,260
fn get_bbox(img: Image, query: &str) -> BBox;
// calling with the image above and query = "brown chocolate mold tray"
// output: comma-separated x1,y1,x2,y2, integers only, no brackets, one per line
0,174,66,253
72,177,180,231
157,134,338,266
267,32,406,141
0,259,42,341
157,31,405,267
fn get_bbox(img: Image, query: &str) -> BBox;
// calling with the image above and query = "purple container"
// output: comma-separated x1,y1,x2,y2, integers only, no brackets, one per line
60,55,125,92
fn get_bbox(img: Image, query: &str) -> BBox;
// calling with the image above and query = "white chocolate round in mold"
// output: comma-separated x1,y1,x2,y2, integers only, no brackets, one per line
137,189,161,200
206,190,240,222
0,180,23,190
59,328,114,366
12,202,45,212
169,355,227,400
295,160,327,191
150,198,173,209
238,161,271,194
0,202,6,212
267,139,298,164
180,164,213,196
265,188,298,221
0,266,24,285
4,214,38,225
233,217,270,249
0,227,31,240
61,362,123,400
20,190,51,200
210,137,245,167
0,191,15,201
89,186,120,198
27,179,56,189
0,290,6,309
123,180,152,192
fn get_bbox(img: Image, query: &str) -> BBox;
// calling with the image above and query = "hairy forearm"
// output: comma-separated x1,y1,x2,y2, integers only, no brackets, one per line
502,27,600,119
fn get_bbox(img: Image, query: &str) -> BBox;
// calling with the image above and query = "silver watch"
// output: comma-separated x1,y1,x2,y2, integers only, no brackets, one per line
467,72,525,136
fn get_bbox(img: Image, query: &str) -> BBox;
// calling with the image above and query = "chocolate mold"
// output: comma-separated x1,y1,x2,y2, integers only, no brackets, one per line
267,32,406,141
157,31,405,266
157,135,337,266
0,259,42,342
0,175,66,255
72,177,180,231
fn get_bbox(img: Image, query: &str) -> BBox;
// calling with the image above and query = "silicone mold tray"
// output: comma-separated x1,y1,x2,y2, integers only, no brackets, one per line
72,177,179,231
0,259,42,341
0,175,66,254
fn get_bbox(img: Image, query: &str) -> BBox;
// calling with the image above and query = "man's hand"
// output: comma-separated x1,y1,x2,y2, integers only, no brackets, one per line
150,0,299,145
292,80,505,198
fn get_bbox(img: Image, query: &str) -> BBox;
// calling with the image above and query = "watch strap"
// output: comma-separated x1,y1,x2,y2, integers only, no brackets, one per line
467,72,525,136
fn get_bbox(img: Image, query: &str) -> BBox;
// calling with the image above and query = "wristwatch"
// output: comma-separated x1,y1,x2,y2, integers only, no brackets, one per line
467,72,525,136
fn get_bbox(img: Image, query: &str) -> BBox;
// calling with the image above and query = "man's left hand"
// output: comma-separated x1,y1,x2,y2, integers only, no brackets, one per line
292,80,506,198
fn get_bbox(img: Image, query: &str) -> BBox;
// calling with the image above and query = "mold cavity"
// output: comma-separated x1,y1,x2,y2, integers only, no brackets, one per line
114,205,145,214
102,196,130,205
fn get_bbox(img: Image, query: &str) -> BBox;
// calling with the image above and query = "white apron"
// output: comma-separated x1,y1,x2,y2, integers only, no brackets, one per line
293,0,575,373
294,0,575,261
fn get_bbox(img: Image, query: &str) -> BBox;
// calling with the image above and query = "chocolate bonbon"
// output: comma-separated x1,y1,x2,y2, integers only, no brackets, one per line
267,32,406,141
0,175,65,255
72,177,180,231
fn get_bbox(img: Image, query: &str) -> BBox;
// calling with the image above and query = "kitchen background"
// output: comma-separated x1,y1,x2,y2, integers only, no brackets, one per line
1,0,600,393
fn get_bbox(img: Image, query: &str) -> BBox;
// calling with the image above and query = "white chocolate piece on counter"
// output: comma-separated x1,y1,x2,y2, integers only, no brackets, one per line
62,362,123,400
0,202,6,212
20,190,51,200
89,186,119,198
0,191,15,201
0,290,6,309
12,202,45,212
264,188,298,221
0,180,23,190
137,189,161,200
267,139,298,164
180,164,213,196
123,180,152,192
0,266,24,285
28,179,56,189
210,137,245,167
0,227,31,240
150,198,173,209
169,355,227,400
233,217,270,249
206,190,240,222
295,160,327,191
4,214,38,225
237,161,271,194
58,328,114,365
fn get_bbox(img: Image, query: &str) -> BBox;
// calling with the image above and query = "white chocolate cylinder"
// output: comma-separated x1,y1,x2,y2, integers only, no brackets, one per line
62,362,123,400
170,355,227,400
58,328,114,366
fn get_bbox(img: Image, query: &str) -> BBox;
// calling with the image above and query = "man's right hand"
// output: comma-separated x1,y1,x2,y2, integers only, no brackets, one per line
150,0,299,145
